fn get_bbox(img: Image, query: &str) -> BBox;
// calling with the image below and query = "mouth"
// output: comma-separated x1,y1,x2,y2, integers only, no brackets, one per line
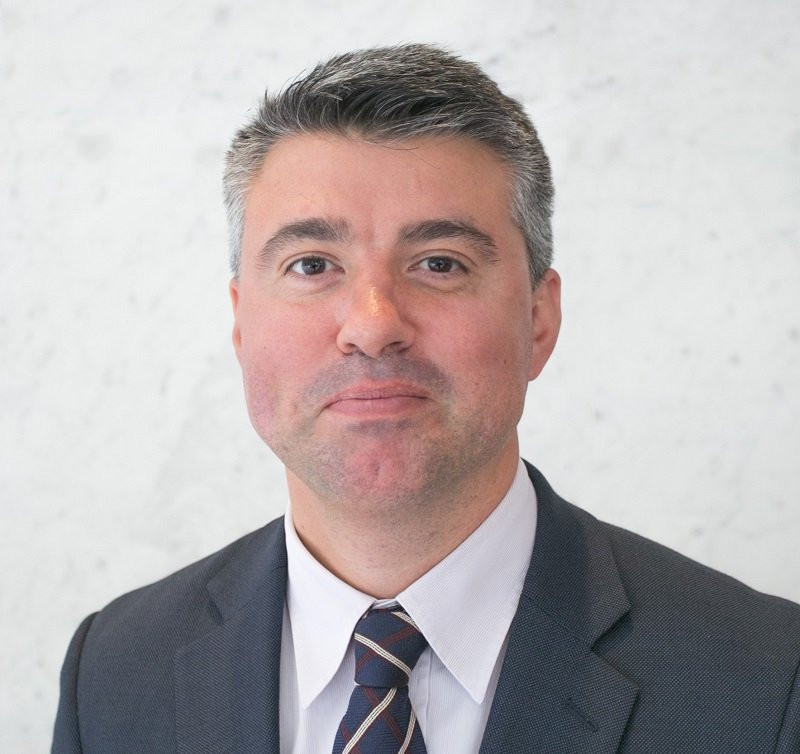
323,383,430,417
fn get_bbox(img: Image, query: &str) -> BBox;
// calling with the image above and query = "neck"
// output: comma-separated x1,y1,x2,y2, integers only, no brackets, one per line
287,446,519,598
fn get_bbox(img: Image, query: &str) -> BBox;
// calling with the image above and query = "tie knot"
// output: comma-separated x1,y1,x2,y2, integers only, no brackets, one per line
352,607,427,689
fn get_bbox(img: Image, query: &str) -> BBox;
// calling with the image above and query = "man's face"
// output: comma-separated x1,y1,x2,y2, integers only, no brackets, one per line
231,133,560,511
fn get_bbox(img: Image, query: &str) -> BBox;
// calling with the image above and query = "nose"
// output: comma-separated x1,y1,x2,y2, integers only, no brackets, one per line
335,276,414,358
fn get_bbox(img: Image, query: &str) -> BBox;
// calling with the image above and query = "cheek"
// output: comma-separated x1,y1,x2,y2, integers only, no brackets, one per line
236,317,286,416
450,303,531,373
237,307,330,409
239,352,279,433
239,303,311,365
438,318,532,404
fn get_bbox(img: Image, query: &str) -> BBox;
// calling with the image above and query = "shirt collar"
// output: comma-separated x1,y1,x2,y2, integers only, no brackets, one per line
396,459,537,703
284,510,375,708
284,458,537,707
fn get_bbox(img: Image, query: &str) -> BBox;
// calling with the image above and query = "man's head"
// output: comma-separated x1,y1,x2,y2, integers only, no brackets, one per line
226,44,561,526
224,43,553,288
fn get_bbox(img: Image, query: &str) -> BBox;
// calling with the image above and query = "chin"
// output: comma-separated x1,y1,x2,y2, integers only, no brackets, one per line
298,443,456,510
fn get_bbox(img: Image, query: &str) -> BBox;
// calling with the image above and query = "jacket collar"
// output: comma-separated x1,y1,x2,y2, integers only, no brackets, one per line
480,462,638,753
174,519,288,754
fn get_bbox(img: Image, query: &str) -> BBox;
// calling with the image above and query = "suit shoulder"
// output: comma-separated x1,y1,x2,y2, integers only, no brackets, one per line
57,520,287,750
86,516,286,648
583,511,800,690
600,516,800,626
528,460,800,626
525,461,800,652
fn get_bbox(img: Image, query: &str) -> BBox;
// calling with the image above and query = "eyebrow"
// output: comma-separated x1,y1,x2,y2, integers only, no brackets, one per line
398,218,499,262
256,215,500,268
257,217,352,269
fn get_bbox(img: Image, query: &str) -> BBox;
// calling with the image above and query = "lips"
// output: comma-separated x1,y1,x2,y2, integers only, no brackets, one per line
323,382,430,416
326,383,428,403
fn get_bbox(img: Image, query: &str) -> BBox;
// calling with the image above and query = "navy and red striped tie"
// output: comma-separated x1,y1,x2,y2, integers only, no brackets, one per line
333,607,428,754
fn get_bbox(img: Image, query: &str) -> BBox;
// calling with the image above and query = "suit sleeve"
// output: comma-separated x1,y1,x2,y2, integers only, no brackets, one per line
52,613,97,754
775,654,800,753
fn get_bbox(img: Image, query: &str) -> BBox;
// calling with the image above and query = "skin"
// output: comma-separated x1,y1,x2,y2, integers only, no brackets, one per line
230,133,561,597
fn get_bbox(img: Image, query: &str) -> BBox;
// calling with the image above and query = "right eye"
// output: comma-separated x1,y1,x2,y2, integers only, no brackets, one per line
287,256,334,276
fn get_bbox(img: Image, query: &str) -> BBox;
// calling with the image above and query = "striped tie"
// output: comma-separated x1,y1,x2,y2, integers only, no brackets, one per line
333,607,428,754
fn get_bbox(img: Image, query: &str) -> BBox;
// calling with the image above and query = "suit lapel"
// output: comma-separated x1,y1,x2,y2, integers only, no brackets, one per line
480,464,639,754
174,520,288,754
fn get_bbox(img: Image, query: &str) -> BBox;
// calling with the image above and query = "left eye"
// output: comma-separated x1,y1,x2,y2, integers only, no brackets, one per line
420,256,462,273
288,257,333,276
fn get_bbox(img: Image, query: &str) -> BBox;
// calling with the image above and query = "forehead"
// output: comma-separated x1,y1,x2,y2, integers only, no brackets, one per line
241,133,517,251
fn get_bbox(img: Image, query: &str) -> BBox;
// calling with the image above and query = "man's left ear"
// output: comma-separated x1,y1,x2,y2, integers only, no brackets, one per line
528,268,562,381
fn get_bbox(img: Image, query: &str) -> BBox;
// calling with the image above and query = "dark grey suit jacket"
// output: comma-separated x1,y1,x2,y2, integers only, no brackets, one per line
53,464,800,752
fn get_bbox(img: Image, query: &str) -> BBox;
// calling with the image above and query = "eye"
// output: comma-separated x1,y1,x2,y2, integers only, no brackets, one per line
419,256,464,274
287,256,335,276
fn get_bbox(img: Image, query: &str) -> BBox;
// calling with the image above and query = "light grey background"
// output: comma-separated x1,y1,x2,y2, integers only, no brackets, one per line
2,1,799,750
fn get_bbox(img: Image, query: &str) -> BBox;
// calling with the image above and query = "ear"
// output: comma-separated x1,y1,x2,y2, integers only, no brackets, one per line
229,277,243,363
528,268,562,381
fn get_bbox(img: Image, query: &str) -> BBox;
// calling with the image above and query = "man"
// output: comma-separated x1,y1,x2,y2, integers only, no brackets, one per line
53,44,800,753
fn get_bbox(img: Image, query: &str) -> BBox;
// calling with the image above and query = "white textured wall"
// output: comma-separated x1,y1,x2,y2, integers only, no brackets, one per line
2,1,799,749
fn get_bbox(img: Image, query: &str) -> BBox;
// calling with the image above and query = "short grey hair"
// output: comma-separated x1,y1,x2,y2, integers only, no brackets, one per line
223,43,553,286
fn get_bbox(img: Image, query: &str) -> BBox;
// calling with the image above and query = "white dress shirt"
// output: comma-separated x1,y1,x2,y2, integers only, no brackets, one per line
279,459,538,753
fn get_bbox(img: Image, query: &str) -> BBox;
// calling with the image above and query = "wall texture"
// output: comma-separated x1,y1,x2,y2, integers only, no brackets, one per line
2,1,799,750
